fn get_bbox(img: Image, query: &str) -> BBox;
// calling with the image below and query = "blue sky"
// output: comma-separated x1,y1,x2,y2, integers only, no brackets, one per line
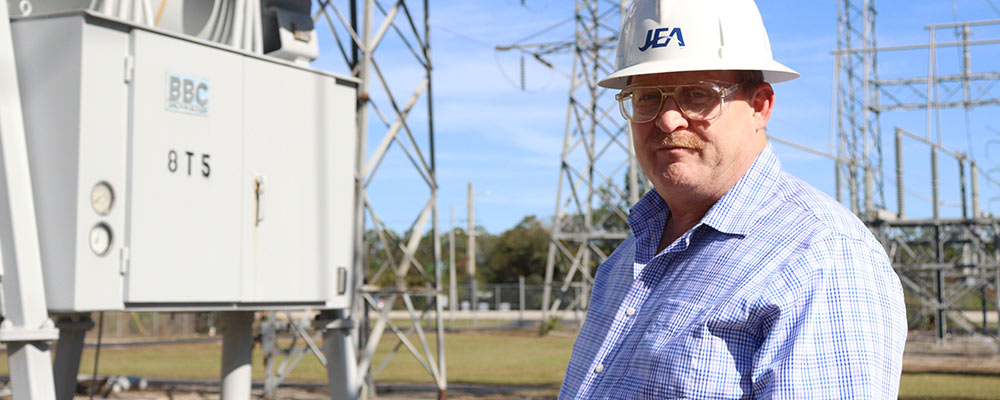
314,0,1000,234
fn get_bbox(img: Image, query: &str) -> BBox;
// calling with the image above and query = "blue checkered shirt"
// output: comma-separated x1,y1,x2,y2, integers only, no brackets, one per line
560,145,907,399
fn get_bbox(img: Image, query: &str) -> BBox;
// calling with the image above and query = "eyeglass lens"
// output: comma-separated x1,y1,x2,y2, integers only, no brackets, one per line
621,85,723,122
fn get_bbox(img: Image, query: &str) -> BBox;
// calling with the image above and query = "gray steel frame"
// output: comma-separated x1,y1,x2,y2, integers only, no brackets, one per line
836,2,1000,344
873,218,1000,347
835,0,883,217
531,0,639,330
835,8,1000,217
0,1,60,397
887,127,1000,344
313,0,446,398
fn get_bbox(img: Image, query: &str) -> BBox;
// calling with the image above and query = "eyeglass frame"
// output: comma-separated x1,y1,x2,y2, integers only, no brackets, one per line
614,80,742,123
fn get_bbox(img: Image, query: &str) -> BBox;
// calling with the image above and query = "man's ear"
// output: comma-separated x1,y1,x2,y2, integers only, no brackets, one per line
750,82,775,132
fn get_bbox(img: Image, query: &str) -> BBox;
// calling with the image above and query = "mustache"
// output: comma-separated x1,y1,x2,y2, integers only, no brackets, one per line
647,130,705,150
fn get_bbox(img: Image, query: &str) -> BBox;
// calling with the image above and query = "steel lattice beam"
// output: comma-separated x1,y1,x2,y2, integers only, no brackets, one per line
312,0,446,398
500,0,641,330
836,0,884,218
871,219,1000,346
496,0,638,330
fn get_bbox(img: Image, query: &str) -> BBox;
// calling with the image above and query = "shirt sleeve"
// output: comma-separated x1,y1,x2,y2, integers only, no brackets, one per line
750,234,908,399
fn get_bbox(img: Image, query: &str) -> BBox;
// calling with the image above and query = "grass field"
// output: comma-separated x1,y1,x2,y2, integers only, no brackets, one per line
2,329,1000,398
900,373,1000,400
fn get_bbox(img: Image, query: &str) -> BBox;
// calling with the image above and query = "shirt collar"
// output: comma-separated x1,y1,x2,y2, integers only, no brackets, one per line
628,188,670,267
628,190,669,239
699,143,782,236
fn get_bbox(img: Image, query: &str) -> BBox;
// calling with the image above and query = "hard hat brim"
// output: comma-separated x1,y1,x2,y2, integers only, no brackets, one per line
598,59,800,89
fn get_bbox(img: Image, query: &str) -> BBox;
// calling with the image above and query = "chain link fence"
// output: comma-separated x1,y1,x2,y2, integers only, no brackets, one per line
69,282,586,340
445,283,586,312
79,312,218,340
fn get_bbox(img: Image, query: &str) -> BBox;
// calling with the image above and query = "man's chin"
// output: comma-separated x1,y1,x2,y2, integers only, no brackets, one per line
652,169,701,193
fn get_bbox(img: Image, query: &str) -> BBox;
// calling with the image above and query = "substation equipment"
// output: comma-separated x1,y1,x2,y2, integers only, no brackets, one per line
833,2,1000,348
0,1,364,398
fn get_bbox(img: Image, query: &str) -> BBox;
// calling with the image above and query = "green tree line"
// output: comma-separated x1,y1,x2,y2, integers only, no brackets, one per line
363,215,556,289
363,178,641,290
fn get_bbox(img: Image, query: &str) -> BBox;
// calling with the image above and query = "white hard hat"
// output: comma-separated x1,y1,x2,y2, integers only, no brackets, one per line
599,0,799,89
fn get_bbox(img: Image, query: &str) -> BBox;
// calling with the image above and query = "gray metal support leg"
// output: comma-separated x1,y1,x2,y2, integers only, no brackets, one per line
317,310,360,400
54,314,94,400
220,311,255,400
0,0,59,397
5,341,55,397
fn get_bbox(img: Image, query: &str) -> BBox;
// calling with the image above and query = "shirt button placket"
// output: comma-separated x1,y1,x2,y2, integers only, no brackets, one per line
626,307,636,316
595,364,604,373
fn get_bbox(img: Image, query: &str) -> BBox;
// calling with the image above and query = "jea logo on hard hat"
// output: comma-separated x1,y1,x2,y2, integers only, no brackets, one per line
598,0,799,89
637,27,685,51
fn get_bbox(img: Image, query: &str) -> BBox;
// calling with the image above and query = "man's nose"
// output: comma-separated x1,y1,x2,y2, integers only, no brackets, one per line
654,97,688,133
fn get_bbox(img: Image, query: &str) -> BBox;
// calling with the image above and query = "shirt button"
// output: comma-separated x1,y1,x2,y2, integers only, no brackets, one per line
626,307,636,316
595,364,604,373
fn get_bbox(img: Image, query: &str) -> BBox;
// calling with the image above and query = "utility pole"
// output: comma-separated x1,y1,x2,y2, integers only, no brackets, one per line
449,207,457,319
467,182,477,324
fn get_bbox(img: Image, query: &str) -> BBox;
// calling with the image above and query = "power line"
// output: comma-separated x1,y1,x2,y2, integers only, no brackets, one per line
433,24,493,47
505,0,556,13
986,0,1000,16
492,50,562,92
513,16,573,45
435,19,571,92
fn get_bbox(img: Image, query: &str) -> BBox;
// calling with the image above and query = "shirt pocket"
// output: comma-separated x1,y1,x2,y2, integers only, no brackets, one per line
626,298,706,395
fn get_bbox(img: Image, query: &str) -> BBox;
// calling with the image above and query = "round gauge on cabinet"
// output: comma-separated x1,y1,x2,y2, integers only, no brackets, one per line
89,223,113,256
91,181,114,216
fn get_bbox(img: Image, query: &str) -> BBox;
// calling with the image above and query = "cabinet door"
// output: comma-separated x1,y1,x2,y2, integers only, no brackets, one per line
125,31,243,304
241,59,337,303
321,80,356,309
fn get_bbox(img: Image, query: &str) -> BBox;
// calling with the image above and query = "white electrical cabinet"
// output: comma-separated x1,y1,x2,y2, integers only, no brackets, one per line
6,11,357,312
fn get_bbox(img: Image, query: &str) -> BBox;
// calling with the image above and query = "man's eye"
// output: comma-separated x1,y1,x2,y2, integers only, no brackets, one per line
686,88,710,98
682,88,714,103
638,92,659,101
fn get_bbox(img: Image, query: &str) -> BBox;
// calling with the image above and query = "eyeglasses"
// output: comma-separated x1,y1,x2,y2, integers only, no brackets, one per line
615,81,740,123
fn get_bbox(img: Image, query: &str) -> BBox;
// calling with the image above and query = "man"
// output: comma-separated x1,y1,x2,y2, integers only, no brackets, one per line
559,0,907,398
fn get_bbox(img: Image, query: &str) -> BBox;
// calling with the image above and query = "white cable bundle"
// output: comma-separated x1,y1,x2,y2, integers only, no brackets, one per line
199,0,264,53
88,0,155,26
88,0,264,53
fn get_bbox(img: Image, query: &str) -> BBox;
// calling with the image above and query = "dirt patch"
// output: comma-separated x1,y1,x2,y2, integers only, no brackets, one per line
903,331,1000,375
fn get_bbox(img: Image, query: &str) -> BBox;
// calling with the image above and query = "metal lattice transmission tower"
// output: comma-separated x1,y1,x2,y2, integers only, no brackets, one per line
836,0,885,218
875,16,1000,343
833,0,1000,345
313,0,446,397
515,0,639,327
